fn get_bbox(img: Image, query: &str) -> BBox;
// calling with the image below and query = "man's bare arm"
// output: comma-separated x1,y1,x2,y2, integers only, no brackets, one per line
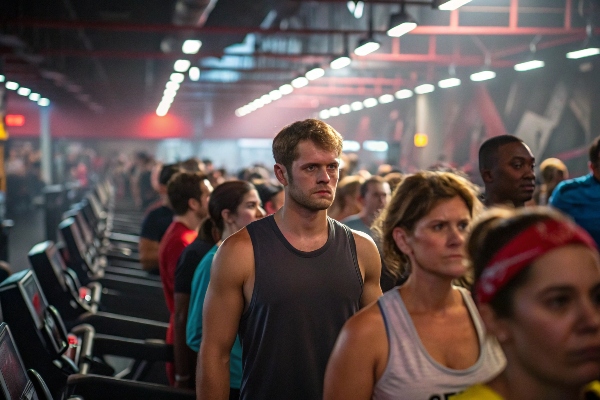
353,232,383,307
138,237,160,271
197,230,253,400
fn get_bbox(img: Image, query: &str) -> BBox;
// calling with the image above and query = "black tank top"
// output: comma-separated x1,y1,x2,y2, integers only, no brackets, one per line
241,215,363,400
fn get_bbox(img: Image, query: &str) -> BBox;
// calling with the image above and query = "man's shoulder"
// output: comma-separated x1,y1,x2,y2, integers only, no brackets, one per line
555,174,593,194
146,205,173,219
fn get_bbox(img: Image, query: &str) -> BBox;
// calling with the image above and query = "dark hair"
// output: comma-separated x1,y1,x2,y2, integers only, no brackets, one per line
467,207,569,317
590,135,600,167
373,171,481,279
478,135,524,172
272,119,343,172
360,176,386,199
205,181,255,239
159,163,182,186
167,171,208,215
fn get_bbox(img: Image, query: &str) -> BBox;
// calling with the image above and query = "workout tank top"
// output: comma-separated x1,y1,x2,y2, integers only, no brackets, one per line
242,215,363,400
373,287,506,400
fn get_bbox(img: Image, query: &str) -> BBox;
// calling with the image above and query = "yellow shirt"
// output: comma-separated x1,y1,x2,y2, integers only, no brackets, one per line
450,382,600,400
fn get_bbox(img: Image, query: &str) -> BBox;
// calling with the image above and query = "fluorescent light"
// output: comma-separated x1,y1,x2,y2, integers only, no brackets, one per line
260,94,272,104
329,107,340,117
438,0,472,11
354,39,380,56
269,90,282,100
395,89,414,99
363,140,389,152
166,81,180,91
291,77,309,88
29,93,40,101
182,40,202,55
347,1,364,18
161,96,174,104
566,47,600,59
5,81,19,90
156,103,169,116
235,109,246,117
170,72,185,83
514,60,545,71
350,101,364,111
387,21,417,37
319,110,331,119
305,67,325,81
339,104,351,114
414,84,435,94
38,98,50,107
470,70,496,82
189,67,201,81
378,94,395,104
279,84,294,95
174,59,191,72
252,98,265,108
330,56,351,70
247,103,257,112
438,77,461,88
343,140,361,152
0,75,4,82
363,98,378,108
17,87,31,96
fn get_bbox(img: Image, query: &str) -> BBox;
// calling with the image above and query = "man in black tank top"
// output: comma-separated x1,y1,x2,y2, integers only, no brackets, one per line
197,119,382,400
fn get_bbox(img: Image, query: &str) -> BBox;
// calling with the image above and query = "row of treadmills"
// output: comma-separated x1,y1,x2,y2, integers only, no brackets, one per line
0,181,195,400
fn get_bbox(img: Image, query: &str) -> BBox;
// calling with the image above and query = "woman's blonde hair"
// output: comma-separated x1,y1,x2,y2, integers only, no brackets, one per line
372,170,481,279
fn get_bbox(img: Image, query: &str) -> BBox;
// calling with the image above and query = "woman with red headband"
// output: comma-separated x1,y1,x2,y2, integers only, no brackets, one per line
324,171,505,400
452,207,600,399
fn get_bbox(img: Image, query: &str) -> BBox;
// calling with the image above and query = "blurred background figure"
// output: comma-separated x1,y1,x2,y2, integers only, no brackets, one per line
533,157,568,205
329,175,364,221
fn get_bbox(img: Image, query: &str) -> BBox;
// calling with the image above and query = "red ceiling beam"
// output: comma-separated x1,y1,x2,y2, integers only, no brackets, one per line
14,19,600,37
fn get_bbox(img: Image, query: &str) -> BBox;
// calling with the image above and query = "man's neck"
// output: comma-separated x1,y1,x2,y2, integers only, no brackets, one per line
275,201,329,237
485,193,523,208
173,212,201,232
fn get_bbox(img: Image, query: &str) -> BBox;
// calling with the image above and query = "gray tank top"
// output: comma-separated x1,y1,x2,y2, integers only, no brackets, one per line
373,287,506,400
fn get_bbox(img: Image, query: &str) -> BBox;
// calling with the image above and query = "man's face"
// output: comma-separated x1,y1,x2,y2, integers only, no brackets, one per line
284,140,339,211
362,182,391,218
488,142,536,206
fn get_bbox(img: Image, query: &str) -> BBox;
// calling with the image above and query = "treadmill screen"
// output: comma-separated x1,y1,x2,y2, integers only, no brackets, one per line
46,246,67,291
0,327,29,400
21,275,46,329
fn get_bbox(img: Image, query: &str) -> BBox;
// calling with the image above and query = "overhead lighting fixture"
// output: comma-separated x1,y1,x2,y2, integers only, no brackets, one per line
29,93,40,101
0,75,4,82
269,90,282,101
182,39,202,55
354,37,380,56
437,0,472,11
319,109,331,119
291,77,309,88
38,98,50,107
17,87,31,96
329,107,340,117
350,101,364,111
438,77,461,88
252,98,265,108
170,72,185,83
378,94,395,104
363,98,378,108
260,94,272,104
279,84,294,95
235,108,247,117
387,3,417,38
566,47,600,59
174,59,191,72
161,95,174,105
330,55,352,70
5,81,19,90
514,59,545,71
164,88,177,98
189,66,201,81
305,67,325,81
156,103,169,117
470,70,496,82
166,81,180,91
395,89,414,99
347,1,364,19
339,104,352,114
343,140,361,152
414,133,429,147
414,84,435,94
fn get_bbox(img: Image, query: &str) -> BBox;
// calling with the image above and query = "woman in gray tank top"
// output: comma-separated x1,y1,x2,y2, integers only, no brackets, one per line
324,171,506,400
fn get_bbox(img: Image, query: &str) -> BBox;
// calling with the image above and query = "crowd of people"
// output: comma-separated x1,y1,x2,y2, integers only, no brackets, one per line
128,118,600,400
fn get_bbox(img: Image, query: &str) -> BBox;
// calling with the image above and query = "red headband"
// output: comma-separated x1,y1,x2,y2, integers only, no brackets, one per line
475,218,597,304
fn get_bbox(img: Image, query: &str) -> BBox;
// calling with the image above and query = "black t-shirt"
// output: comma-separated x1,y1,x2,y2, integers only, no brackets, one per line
140,205,174,242
174,237,215,294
